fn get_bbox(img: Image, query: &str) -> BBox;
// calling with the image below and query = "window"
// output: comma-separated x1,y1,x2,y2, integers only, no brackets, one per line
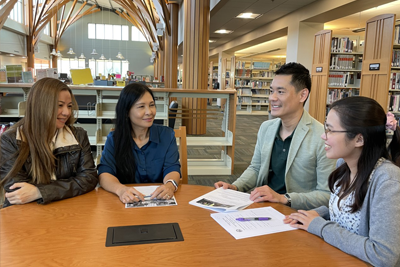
112,60,121,74
57,58,86,77
88,23,96,39
104,24,113,39
70,58,78,70
60,58,71,76
88,23,129,41
34,60,49,70
122,26,129,41
113,25,121,40
122,61,129,77
43,23,49,35
132,26,146,42
89,59,96,78
78,59,85,69
105,60,113,74
97,60,105,77
96,24,105,39
8,0,23,23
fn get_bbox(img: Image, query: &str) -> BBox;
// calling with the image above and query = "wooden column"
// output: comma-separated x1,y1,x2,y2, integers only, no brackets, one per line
51,15,58,68
164,3,179,89
182,0,210,135
309,30,332,123
26,0,34,69
155,50,164,81
360,14,396,109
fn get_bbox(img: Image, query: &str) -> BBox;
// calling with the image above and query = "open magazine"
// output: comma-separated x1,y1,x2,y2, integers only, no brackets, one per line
189,188,254,212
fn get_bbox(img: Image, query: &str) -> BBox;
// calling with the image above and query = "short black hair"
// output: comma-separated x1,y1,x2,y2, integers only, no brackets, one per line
275,62,311,94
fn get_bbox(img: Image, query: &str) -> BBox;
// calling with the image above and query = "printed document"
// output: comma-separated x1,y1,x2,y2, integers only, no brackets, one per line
189,188,253,212
211,207,297,239
125,185,177,208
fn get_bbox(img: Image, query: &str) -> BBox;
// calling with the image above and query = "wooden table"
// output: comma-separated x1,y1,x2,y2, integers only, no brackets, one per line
0,185,367,267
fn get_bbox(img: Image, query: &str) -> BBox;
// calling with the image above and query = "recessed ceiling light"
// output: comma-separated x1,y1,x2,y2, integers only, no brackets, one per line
209,40,216,43
236,13,262,19
9,54,15,57
214,29,233,34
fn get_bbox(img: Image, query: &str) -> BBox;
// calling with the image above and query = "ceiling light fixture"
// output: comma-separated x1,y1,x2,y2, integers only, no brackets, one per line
236,13,262,19
67,48,75,54
214,29,233,34
209,40,216,43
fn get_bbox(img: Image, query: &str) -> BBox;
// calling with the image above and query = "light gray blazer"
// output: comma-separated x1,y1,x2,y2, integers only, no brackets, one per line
233,110,337,209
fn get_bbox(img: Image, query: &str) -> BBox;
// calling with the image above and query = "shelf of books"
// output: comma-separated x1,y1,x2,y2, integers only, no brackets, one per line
327,36,363,108
309,31,365,123
389,24,400,118
234,60,282,115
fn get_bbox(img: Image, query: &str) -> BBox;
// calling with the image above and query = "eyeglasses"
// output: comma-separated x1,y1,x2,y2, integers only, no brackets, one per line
324,122,350,139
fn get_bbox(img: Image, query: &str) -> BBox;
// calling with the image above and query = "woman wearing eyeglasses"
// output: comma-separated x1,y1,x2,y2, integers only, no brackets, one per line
284,96,400,266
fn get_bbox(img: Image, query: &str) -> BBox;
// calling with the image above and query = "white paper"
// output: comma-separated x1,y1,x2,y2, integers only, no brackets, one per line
125,185,178,208
210,207,297,239
189,187,254,212
36,69,46,81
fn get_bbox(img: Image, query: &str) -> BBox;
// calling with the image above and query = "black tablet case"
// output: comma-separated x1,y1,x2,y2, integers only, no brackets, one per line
106,223,183,247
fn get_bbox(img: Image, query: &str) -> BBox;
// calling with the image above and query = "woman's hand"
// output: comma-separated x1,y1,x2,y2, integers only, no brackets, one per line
150,183,175,200
283,215,298,225
5,182,42,205
116,186,145,204
287,210,320,230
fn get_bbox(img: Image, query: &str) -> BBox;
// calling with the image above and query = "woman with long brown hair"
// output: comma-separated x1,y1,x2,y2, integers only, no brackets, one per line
0,78,98,207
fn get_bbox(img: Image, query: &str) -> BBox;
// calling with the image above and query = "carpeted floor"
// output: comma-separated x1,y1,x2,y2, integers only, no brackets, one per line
185,108,267,187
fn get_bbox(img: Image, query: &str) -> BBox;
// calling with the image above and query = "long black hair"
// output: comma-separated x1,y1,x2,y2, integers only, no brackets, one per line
113,83,155,184
328,96,400,212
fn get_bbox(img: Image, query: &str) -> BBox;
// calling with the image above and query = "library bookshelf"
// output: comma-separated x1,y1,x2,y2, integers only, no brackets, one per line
234,59,283,115
389,25,400,116
309,31,364,123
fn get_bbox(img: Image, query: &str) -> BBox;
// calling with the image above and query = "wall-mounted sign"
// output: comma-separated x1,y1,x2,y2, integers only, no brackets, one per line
369,63,380,70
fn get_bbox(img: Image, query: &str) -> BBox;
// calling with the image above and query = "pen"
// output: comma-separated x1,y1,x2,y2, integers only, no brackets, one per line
236,217,271,221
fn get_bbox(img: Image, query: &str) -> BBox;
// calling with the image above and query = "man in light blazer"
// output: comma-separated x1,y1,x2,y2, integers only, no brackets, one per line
215,62,336,210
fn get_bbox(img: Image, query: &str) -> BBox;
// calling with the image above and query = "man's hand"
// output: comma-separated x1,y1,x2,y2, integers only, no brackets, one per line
214,181,237,190
249,185,287,203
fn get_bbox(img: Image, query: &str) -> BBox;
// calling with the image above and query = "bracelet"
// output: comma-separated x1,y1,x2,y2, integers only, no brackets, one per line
165,179,178,192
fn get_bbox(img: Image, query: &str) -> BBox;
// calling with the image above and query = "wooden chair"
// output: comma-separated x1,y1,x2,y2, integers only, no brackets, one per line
174,126,188,184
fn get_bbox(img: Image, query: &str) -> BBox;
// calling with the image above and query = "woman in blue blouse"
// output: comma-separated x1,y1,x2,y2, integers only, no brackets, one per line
98,83,181,204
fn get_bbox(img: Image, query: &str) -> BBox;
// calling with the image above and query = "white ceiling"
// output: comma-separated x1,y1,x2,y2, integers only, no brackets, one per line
230,0,400,60
86,0,400,61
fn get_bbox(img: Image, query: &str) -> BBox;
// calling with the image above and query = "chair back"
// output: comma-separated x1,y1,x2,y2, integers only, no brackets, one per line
174,126,188,184
168,101,178,128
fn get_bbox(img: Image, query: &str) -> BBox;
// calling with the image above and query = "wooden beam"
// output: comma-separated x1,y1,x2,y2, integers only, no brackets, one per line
57,0,78,41
158,0,171,36
0,0,18,31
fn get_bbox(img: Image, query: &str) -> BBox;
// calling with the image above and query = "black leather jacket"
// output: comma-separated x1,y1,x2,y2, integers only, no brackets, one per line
0,126,99,208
